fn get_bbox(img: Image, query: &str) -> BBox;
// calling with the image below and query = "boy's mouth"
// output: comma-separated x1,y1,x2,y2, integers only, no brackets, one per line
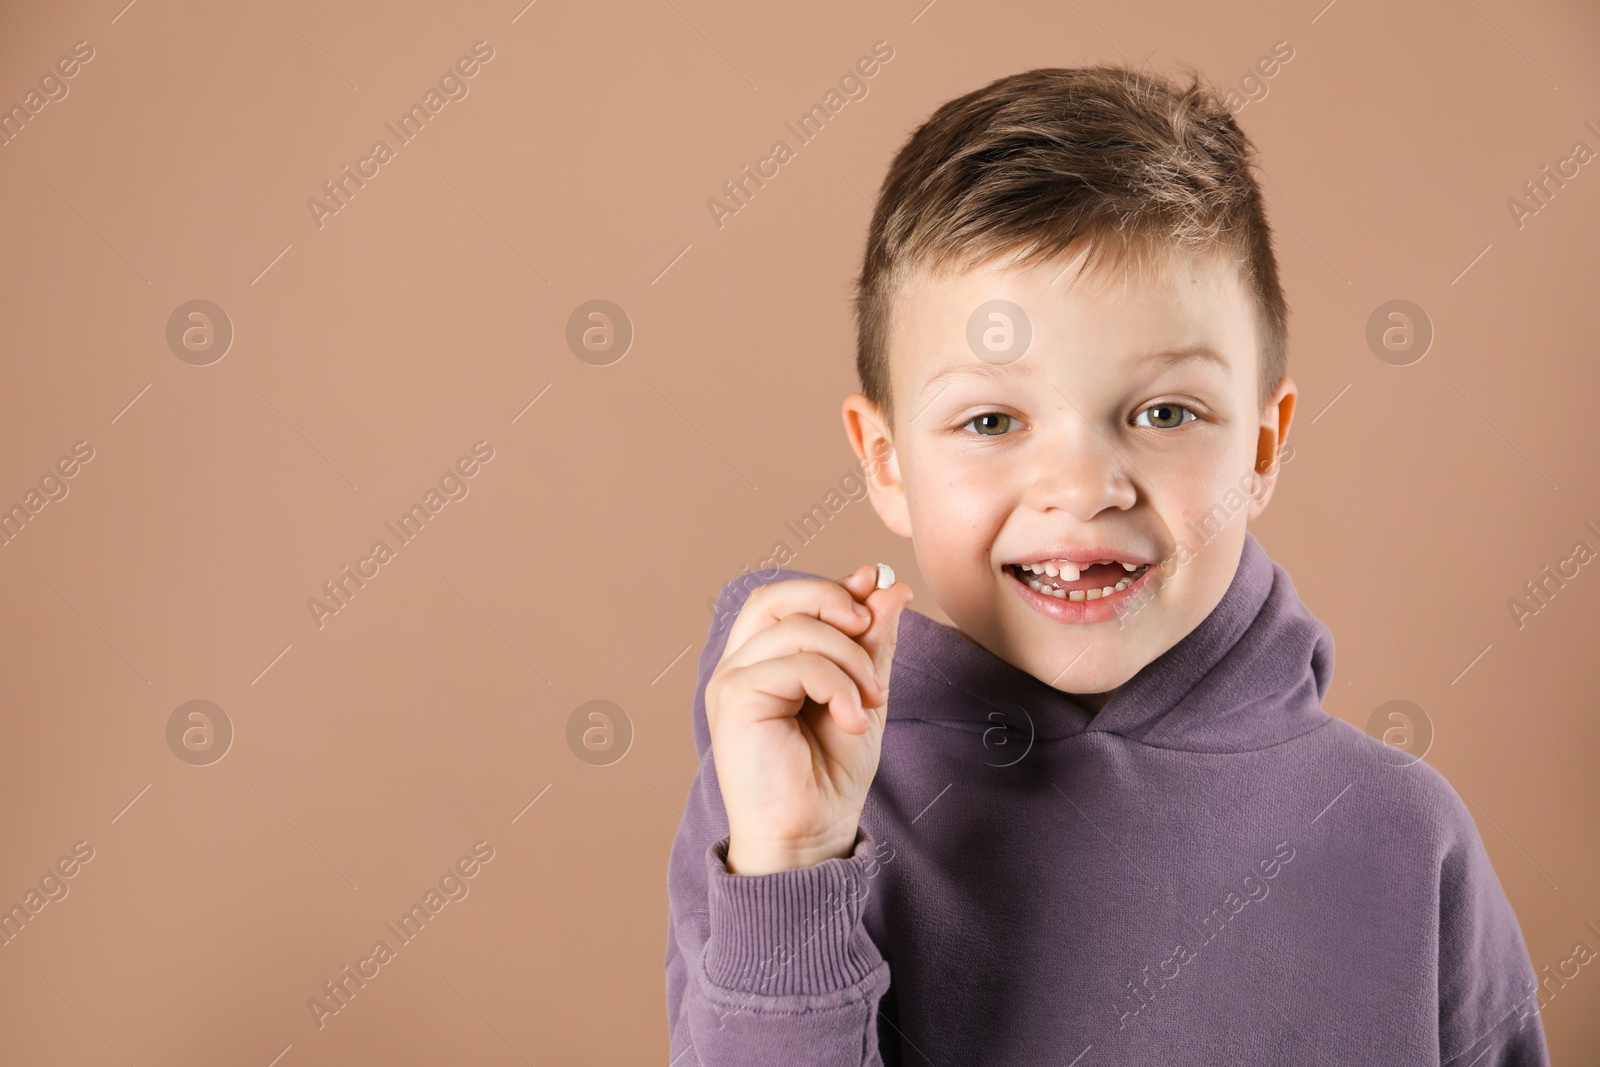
1006,560,1150,601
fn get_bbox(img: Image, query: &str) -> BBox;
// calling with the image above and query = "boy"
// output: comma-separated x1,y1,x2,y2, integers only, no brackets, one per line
665,65,1547,1064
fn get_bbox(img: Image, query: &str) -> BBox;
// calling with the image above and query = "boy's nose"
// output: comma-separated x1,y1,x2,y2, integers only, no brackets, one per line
1021,429,1138,519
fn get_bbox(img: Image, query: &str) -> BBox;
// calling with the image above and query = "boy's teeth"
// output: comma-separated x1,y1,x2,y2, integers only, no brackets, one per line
1021,559,1148,583
1017,567,1139,601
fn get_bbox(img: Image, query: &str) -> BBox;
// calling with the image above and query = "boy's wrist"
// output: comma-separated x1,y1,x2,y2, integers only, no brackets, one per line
725,829,859,875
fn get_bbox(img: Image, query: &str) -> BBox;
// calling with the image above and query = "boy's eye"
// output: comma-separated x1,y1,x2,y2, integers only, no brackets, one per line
1134,403,1197,430
960,412,1019,436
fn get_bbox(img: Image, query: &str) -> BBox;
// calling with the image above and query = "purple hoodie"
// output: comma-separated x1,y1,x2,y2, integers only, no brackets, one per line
665,531,1549,1064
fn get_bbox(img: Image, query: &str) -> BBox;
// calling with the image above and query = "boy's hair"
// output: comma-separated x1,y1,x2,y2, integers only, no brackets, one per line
853,64,1288,430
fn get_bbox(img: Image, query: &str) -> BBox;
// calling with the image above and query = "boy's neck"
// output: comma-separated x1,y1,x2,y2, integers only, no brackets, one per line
1072,686,1119,715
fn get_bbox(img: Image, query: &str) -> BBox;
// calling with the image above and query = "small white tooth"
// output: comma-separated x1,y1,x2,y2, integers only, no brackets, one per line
1114,579,1130,590
1028,563,1044,574
1027,575,1065,598
1044,562,1059,577
1085,588,1103,600
1101,586,1114,597
1068,589,1086,601
1121,562,1138,572
1059,562,1080,581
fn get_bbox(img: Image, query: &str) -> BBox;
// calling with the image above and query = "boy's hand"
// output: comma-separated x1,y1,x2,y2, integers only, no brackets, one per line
706,564,913,875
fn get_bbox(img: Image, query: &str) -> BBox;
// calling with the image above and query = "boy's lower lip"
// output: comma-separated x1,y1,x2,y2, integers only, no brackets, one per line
1004,562,1154,623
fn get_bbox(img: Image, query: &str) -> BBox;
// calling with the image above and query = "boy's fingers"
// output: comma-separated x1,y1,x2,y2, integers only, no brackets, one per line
725,577,872,656
717,612,887,709
736,652,871,734
835,563,879,604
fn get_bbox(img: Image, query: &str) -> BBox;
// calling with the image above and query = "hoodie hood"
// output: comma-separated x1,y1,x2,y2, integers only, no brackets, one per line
886,529,1336,752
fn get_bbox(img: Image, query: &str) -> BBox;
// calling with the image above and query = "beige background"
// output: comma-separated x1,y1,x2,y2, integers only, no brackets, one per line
1,0,1596,1062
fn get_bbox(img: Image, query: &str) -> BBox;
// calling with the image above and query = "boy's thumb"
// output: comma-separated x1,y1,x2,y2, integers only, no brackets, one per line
862,579,913,698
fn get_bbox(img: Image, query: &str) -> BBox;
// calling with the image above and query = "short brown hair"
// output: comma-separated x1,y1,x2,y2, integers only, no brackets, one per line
852,64,1287,430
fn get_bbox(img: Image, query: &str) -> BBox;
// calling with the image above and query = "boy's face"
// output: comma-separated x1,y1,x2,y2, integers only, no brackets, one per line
842,243,1297,708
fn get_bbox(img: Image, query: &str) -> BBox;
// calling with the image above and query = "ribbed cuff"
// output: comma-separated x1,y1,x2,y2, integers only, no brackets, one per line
703,829,884,996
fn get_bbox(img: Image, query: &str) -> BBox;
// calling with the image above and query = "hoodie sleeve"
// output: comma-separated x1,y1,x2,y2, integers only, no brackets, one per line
1435,787,1550,1066
664,571,893,1066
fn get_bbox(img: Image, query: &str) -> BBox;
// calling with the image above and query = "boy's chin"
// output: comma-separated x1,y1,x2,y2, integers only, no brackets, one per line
960,608,1159,694
1019,644,1149,698
1052,665,1142,699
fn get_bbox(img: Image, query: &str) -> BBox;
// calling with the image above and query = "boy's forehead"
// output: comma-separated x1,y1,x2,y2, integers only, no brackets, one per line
886,246,1257,402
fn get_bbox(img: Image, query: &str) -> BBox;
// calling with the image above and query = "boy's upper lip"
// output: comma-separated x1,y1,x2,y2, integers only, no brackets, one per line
1005,546,1153,567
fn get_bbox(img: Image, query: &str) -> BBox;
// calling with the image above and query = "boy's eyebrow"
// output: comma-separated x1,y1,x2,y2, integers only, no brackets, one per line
917,343,1231,397
1133,343,1231,372
918,361,1013,397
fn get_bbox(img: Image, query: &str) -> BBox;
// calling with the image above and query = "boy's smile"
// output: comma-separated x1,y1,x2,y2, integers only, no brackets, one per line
843,242,1297,711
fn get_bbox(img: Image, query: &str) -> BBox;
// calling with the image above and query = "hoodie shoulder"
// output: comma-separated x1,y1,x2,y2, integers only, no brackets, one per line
1311,716,1486,852
1295,719,1544,1057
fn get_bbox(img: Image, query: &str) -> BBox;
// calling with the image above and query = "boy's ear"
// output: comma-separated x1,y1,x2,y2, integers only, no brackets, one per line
841,393,913,539
1248,374,1298,522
